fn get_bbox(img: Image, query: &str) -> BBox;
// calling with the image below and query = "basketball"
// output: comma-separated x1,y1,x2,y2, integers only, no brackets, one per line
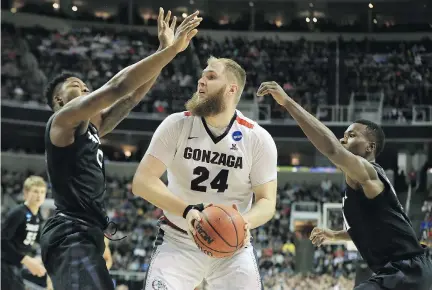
192,205,245,258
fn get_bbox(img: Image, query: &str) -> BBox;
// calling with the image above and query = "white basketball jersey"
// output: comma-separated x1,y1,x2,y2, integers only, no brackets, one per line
145,110,278,231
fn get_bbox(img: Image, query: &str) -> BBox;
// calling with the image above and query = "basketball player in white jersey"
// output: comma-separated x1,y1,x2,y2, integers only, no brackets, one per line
132,56,278,290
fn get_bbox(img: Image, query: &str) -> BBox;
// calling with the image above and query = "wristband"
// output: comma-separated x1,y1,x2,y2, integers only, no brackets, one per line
183,203,205,219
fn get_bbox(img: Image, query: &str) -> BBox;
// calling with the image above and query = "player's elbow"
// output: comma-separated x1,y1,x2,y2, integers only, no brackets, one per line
131,173,145,198
131,169,157,199
325,144,349,166
268,201,277,219
106,81,128,100
258,196,277,219
322,142,343,159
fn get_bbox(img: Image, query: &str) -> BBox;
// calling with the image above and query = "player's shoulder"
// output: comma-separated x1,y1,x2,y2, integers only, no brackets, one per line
163,111,194,123
235,111,272,138
6,204,27,218
159,111,193,128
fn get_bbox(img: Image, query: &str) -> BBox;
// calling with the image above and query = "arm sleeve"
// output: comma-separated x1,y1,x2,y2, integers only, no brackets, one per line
250,128,278,187
145,113,185,168
1,207,26,264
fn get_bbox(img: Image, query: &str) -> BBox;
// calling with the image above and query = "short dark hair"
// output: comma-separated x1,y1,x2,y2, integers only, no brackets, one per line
44,72,77,110
354,119,386,157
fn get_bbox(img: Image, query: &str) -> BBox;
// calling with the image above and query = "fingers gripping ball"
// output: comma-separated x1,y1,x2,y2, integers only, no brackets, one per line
192,205,245,258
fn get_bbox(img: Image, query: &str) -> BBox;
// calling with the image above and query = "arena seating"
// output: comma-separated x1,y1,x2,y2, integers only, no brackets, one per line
1,9,430,290
1,169,355,289
2,23,430,121
421,196,432,249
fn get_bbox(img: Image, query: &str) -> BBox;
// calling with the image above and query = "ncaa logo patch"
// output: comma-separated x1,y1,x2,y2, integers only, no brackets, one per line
152,278,167,290
232,130,243,142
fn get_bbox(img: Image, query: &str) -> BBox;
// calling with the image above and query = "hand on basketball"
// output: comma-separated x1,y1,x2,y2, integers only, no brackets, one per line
157,8,177,49
171,11,202,53
257,81,290,107
22,256,47,277
309,227,335,247
232,204,251,248
186,203,213,235
186,208,202,235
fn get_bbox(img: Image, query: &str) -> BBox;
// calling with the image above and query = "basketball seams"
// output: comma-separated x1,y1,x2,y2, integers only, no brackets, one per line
212,205,241,248
193,231,236,254
192,205,246,258
202,210,238,248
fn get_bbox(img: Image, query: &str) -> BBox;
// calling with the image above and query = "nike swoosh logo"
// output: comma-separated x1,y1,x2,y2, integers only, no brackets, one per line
188,137,198,140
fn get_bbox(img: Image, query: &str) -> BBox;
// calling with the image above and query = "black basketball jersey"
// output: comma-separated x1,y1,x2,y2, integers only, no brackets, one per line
1,204,41,266
45,115,108,229
342,162,425,272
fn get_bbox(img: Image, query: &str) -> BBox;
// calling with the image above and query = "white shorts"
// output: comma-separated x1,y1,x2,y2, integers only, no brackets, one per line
144,222,262,290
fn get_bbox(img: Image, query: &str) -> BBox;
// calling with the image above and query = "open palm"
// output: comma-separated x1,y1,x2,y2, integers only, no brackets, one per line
157,8,177,48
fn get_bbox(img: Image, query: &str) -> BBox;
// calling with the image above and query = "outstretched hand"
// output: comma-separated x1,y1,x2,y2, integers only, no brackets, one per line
171,11,202,53
257,81,290,107
309,227,335,247
157,8,177,49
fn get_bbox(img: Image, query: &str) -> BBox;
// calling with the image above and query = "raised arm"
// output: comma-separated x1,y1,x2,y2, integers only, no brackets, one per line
93,10,181,137
51,10,202,145
257,82,383,199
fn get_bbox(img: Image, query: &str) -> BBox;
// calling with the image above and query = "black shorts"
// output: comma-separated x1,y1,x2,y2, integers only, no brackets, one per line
40,215,114,290
354,253,432,290
1,261,25,290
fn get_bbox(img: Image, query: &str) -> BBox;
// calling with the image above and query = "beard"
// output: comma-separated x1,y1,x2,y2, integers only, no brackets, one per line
185,86,226,117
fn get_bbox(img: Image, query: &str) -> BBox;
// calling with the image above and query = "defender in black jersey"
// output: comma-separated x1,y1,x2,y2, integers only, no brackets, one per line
1,176,47,290
258,81,432,290
39,11,202,290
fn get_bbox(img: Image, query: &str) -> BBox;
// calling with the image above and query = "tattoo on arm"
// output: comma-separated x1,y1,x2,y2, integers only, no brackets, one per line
99,95,138,137
98,73,160,137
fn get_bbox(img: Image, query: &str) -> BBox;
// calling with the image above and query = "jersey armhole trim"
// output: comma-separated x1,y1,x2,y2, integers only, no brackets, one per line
345,181,386,201
251,177,277,188
146,153,171,169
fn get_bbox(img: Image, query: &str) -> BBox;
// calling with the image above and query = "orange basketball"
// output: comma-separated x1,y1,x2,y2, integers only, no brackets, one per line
193,204,245,258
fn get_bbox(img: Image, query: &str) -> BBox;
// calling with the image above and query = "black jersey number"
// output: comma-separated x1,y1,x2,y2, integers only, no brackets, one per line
190,166,229,193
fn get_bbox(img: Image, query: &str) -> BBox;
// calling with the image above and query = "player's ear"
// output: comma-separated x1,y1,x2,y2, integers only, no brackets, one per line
54,95,64,107
367,142,376,153
229,84,238,97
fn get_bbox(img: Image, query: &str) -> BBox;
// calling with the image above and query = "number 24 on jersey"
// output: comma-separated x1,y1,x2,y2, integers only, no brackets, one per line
190,166,229,193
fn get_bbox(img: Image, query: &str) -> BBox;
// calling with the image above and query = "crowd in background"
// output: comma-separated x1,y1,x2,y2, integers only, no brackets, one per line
341,39,432,123
2,23,431,123
1,13,432,290
1,170,357,289
421,197,432,248
2,169,431,289
1,23,330,117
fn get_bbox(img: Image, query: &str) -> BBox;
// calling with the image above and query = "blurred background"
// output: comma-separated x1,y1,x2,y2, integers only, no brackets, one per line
1,0,431,289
